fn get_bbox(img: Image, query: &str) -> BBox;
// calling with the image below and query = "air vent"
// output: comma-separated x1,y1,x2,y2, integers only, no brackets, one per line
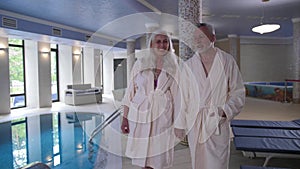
52,27,62,36
2,17,17,29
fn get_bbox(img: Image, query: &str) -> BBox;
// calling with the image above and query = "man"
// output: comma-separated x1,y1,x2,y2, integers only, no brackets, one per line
185,23,245,169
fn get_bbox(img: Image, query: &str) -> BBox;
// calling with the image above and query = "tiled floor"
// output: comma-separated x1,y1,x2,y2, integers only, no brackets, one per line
122,97,300,169
3,95,300,169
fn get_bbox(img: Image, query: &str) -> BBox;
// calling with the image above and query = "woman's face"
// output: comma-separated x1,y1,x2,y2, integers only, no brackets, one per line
150,34,170,57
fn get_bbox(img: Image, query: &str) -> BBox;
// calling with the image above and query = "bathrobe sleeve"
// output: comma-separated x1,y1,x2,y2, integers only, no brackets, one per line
172,71,185,129
221,52,245,121
173,61,200,130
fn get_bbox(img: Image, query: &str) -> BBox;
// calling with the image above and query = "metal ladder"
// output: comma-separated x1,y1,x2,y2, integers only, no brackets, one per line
88,106,123,162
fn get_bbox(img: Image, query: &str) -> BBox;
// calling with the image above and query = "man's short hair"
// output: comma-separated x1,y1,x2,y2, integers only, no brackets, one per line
195,23,215,35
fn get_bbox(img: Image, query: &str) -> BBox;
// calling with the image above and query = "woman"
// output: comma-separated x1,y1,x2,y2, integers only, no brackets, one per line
121,30,182,169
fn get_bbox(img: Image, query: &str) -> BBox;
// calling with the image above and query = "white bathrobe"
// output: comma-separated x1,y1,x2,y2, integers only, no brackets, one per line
185,48,245,169
122,49,181,169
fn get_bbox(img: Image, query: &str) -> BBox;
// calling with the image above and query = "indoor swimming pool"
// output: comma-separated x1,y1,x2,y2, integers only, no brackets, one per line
0,112,106,169
244,81,293,102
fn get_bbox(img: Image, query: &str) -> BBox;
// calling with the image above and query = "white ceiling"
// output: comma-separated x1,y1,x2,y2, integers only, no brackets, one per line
0,0,300,46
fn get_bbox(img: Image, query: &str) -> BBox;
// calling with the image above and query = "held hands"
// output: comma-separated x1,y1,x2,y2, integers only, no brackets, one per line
121,117,130,134
220,111,226,118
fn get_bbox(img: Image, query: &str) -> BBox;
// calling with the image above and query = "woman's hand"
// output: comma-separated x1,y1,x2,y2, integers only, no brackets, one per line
121,117,130,134
174,128,185,140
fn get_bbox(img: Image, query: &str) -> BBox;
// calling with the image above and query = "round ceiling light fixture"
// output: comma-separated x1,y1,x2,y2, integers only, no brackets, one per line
252,23,280,34
251,0,280,34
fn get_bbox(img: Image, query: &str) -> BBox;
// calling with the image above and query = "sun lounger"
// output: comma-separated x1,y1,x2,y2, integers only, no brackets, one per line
234,136,300,166
240,165,290,169
234,136,300,155
232,127,300,139
231,119,300,129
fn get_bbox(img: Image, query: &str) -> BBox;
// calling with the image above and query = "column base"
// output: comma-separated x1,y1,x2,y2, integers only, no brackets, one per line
293,98,300,104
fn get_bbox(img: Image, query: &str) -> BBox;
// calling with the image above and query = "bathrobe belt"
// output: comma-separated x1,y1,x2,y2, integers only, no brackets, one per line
128,90,168,124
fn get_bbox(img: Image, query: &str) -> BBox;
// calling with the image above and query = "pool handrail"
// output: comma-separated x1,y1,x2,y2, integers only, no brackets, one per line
89,105,123,143
88,106,123,162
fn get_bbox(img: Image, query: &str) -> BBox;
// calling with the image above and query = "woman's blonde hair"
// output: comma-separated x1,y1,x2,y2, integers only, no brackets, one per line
147,29,174,52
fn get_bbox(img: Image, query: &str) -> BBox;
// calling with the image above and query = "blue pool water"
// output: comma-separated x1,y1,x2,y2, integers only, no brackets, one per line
0,112,105,169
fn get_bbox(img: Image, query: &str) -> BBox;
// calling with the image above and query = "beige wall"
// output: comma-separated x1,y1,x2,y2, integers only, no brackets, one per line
240,37,293,82
216,37,293,83
216,39,230,53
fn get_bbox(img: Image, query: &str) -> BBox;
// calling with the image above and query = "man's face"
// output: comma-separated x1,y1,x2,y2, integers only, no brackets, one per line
193,26,215,53
151,34,170,57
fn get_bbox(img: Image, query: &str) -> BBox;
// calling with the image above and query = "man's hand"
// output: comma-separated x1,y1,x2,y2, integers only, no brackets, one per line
218,108,227,118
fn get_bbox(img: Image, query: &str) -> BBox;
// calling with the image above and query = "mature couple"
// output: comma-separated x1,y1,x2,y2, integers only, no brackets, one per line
121,23,245,169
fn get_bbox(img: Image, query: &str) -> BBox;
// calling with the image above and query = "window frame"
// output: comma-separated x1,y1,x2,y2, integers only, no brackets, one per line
51,44,60,102
9,39,26,109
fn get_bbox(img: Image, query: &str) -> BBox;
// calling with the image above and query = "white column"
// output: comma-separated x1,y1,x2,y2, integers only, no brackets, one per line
99,50,103,90
25,41,51,108
0,37,10,114
83,47,102,88
228,34,240,67
103,50,114,94
25,40,39,108
94,49,102,89
72,46,82,84
58,45,73,102
139,35,147,49
126,39,135,86
83,47,94,85
37,42,52,108
83,47,102,102
292,18,300,103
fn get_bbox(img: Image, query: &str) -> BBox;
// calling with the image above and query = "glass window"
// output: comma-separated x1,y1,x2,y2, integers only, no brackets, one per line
51,44,59,102
9,39,23,45
9,39,26,109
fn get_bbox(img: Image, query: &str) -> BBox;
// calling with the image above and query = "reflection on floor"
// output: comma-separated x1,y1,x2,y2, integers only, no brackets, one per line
4,95,300,169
